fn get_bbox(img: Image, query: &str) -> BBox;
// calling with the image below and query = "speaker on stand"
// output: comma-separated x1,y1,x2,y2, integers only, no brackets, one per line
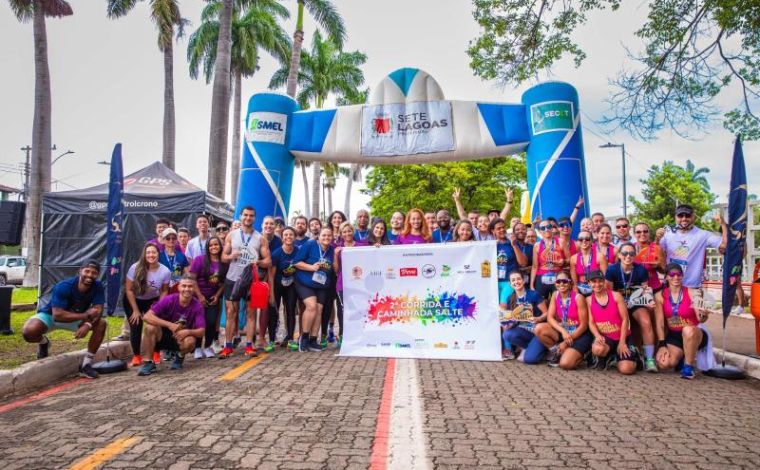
0,201,26,246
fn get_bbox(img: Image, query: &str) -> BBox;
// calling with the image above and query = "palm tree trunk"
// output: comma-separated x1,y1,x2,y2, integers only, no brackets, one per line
327,185,333,215
311,162,321,219
24,0,52,287
207,0,233,199
162,41,176,170
344,165,354,216
299,160,310,218
230,70,242,204
285,1,305,98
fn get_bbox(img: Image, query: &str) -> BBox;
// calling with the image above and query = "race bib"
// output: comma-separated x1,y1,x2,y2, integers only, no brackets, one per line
541,273,557,285
281,276,294,287
498,265,507,280
312,270,327,285
577,283,592,295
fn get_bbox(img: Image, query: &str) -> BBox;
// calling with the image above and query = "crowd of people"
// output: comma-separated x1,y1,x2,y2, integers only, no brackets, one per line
21,188,729,381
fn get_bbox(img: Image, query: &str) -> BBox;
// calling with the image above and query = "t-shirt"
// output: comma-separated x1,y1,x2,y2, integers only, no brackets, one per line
185,235,211,260
354,229,371,242
159,250,190,286
189,257,224,298
266,235,282,253
506,289,544,332
387,231,400,243
150,294,205,329
473,228,494,241
293,237,309,249
271,245,299,285
39,276,105,315
605,262,649,299
127,263,171,300
496,241,518,281
659,227,722,288
431,228,453,244
393,234,429,245
292,239,335,289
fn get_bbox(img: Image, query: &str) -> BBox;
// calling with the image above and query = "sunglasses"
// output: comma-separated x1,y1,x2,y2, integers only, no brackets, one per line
667,271,683,277
216,226,229,231
558,222,572,229
538,225,552,231
616,224,629,229
555,279,571,285
164,236,177,241
577,237,592,242
620,251,636,257
676,213,691,218
635,229,649,234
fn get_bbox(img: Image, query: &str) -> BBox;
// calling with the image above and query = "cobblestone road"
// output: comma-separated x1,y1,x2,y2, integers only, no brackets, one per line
2,349,760,469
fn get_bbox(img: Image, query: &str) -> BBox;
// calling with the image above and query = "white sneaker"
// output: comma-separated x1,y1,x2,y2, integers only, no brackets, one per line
203,347,215,358
731,305,744,316
212,341,223,353
193,348,203,359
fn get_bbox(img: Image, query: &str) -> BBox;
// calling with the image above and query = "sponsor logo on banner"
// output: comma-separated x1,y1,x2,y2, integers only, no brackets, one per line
351,266,363,280
400,267,418,277
385,267,397,279
395,342,411,349
481,261,491,278
440,264,451,277
414,339,428,349
361,101,455,157
457,264,477,275
530,101,574,135
368,269,382,277
381,342,391,347
434,342,448,349
422,264,436,278
366,343,377,348
245,111,287,144
465,340,476,350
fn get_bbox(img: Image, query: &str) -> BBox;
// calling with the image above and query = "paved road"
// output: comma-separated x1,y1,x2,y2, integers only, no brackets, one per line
2,349,760,469
704,313,759,357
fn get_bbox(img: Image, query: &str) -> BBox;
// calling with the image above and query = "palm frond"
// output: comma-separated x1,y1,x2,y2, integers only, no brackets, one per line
106,0,138,19
305,0,345,49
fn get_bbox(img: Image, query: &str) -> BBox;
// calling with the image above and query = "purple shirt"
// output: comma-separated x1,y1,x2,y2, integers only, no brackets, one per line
336,240,368,291
393,234,429,245
150,294,205,329
189,257,224,298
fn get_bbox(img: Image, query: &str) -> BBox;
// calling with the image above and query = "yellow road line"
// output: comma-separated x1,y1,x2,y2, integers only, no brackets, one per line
69,436,140,470
218,353,268,381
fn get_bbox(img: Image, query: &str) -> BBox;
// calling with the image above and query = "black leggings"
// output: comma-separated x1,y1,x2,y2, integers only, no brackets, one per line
195,302,221,349
123,295,158,356
321,286,338,338
270,282,297,341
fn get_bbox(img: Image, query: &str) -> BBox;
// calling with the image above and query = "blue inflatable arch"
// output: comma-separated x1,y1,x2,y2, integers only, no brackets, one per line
237,68,590,229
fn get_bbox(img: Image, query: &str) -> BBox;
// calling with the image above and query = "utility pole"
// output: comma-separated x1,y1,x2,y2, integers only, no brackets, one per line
20,145,32,202
599,142,627,218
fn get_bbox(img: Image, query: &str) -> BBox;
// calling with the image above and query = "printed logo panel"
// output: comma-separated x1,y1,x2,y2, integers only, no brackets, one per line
530,101,574,135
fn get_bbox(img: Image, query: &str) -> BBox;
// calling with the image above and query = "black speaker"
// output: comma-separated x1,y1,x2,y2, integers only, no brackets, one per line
0,201,26,245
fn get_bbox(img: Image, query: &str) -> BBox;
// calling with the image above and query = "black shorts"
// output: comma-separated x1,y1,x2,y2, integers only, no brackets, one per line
294,280,330,305
665,329,707,351
223,279,248,301
156,327,180,352
603,336,638,362
568,330,593,355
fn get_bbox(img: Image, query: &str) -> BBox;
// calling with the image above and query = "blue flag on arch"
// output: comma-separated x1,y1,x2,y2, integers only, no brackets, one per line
106,144,124,316
721,136,747,327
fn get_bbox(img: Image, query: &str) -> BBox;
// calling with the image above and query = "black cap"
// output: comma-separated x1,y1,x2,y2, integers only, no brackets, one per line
664,262,684,274
487,209,500,216
675,204,694,216
586,269,605,281
82,260,101,273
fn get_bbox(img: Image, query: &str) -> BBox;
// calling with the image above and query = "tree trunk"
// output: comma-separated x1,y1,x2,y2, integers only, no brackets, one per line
310,162,321,219
300,161,310,218
230,70,242,204
344,165,355,216
207,0,233,199
24,0,52,287
327,185,333,215
162,42,175,170
285,1,304,98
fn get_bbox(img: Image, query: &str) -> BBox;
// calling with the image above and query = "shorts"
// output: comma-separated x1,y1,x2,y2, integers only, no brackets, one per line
568,330,593,355
31,312,81,332
156,327,180,352
665,329,707,351
223,279,248,301
603,336,638,362
294,280,330,305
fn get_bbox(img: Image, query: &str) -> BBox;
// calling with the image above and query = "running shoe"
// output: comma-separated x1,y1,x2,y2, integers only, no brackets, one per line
203,347,215,358
79,363,99,379
308,339,324,352
605,356,618,371
298,335,308,353
193,348,203,360
681,364,696,380
327,325,336,343
546,345,560,367
137,361,157,376
212,341,223,353
171,354,184,370
244,346,258,357
337,337,342,349
502,349,516,360
263,342,275,353
232,337,242,349
644,357,658,373
130,354,143,367
162,350,173,362
153,351,161,363
731,305,744,316
218,347,234,359
289,340,299,351
320,336,328,349
37,336,49,359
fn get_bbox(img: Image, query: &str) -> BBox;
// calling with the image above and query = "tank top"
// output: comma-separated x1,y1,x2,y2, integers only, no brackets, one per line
590,289,626,341
594,242,616,264
226,228,262,282
555,292,580,331
662,287,698,332
537,239,563,275
636,242,663,290
561,237,578,257
574,249,599,282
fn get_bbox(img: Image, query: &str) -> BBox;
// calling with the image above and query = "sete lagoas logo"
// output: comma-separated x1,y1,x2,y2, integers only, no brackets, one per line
372,113,393,135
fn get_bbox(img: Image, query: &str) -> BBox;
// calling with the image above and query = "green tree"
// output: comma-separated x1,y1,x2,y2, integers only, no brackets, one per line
269,30,366,217
106,0,189,170
9,0,73,287
468,0,760,140
630,161,717,231
682,159,711,193
362,157,527,222
188,0,290,201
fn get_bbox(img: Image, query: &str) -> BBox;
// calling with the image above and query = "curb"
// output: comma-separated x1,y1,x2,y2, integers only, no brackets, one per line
0,340,131,397
712,348,760,380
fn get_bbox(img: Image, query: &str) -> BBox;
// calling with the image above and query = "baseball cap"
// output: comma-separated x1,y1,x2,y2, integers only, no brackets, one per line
586,269,605,281
162,227,178,238
675,204,694,216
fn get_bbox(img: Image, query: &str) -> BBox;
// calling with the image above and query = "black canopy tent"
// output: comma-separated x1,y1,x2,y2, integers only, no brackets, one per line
40,161,234,302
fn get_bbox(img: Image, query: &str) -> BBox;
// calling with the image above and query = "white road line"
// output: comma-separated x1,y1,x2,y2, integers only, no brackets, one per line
388,359,431,470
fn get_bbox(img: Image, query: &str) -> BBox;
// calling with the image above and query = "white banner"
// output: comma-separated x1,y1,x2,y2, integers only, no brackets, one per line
360,101,455,157
339,241,501,361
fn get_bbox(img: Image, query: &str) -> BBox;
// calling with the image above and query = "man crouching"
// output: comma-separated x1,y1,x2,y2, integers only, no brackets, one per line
137,274,204,376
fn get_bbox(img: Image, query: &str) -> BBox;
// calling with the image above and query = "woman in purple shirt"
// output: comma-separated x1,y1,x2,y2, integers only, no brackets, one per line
331,222,368,346
394,208,432,245
189,236,227,359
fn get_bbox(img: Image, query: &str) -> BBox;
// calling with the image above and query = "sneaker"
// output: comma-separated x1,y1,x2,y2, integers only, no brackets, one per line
320,336,328,349
153,351,161,364
289,340,299,351
193,348,203,360
731,305,744,316
232,337,242,349
218,347,233,359
171,354,184,370
162,351,173,362
327,325,336,343
137,361,157,376
37,337,49,359
308,339,324,352
130,354,143,367
605,356,618,371
502,349,516,360
79,363,99,379
681,364,696,380
546,345,560,367
337,337,342,349
263,342,275,353
203,347,215,358
644,357,658,373
244,346,258,357
281,337,291,348
298,335,308,353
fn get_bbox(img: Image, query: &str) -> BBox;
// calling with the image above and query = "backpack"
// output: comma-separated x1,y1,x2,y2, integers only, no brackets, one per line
230,264,254,301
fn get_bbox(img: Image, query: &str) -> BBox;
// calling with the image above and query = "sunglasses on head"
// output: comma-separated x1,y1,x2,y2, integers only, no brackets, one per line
667,271,683,277
635,229,649,234
616,224,629,229
558,222,572,229
620,250,636,257
555,279,571,285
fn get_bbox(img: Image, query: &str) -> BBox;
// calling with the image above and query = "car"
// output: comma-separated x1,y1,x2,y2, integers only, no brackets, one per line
0,256,27,286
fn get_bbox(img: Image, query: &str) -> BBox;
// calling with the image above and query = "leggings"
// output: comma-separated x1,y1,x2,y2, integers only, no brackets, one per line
336,291,344,337
196,302,221,349
321,286,337,338
123,295,158,356
271,282,297,341
502,327,547,364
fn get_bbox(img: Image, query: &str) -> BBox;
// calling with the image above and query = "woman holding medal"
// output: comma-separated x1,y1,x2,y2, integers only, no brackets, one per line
501,271,548,363
570,230,607,296
534,271,592,369
293,227,335,352
189,236,227,359
530,219,570,300
269,227,300,350
594,223,617,264
654,263,709,379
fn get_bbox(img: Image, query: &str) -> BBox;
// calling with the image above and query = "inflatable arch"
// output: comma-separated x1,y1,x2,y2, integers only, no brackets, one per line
236,68,590,230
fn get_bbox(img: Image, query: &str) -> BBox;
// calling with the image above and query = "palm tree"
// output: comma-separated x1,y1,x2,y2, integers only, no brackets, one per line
106,0,188,171
321,162,348,215
284,0,345,99
9,0,72,287
336,88,369,215
270,30,366,217
188,0,290,202
683,159,711,192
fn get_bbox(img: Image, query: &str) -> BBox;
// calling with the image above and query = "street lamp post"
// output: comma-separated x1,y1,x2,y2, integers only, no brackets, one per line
600,142,627,217
51,150,75,166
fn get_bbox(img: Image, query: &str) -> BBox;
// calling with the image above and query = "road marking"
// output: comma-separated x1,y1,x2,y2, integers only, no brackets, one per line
388,359,430,470
68,436,140,470
218,353,268,381
369,358,395,470
0,378,89,414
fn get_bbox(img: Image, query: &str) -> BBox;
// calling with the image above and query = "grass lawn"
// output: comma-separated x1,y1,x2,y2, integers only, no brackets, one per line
11,287,38,305
0,310,123,370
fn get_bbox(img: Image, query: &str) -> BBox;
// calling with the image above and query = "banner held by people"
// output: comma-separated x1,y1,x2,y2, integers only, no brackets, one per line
340,241,501,361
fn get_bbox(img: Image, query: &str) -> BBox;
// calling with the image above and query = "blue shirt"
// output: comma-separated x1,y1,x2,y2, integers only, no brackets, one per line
292,239,335,289
507,289,544,317
605,262,649,298
354,229,370,242
293,237,309,249
159,250,189,284
387,231,399,243
39,276,105,315
267,235,282,253
271,246,299,284
515,241,533,268
431,228,453,243
496,241,518,281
